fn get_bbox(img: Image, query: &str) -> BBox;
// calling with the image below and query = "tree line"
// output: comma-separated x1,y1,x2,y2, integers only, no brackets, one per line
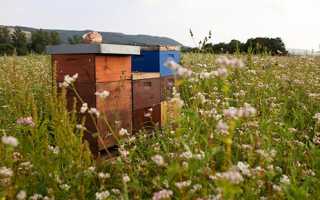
0,27,86,56
0,27,288,56
0,27,62,56
184,34,288,55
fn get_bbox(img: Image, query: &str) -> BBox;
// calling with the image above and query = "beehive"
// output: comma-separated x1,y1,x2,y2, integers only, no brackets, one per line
132,46,181,76
133,104,161,133
160,75,175,101
132,72,161,133
47,44,140,154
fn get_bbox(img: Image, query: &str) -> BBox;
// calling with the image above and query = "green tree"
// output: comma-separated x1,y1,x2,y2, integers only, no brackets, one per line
11,28,28,56
0,44,15,56
49,31,61,45
228,40,242,53
0,27,14,55
31,29,50,54
68,35,82,44
0,27,11,44
244,37,287,55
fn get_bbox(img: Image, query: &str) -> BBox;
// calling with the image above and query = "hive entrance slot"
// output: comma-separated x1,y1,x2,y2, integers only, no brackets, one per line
143,81,152,88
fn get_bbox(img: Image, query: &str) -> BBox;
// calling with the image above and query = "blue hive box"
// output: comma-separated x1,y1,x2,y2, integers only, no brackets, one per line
132,46,181,76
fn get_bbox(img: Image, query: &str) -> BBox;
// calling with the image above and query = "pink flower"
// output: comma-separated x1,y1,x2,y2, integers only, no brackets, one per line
152,189,173,200
216,120,229,135
16,117,35,127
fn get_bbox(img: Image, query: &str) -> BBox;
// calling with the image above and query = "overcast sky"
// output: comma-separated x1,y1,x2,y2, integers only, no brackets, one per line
1,0,319,50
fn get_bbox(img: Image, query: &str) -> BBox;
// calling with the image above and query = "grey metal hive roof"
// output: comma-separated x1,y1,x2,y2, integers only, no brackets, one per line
46,44,141,55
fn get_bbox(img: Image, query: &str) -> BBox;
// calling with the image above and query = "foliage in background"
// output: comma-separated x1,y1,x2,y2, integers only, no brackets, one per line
184,29,287,55
67,35,83,45
11,28,29,56
0,27,62,55
30,29,62,54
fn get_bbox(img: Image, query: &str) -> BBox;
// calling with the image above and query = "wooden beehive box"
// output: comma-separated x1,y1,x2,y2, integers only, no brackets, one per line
132,73,161,133
47,44,140,154
132,73,161,110
133,104,161,133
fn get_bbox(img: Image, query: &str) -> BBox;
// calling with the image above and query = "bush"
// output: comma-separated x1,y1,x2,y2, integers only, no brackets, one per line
0,43,15,56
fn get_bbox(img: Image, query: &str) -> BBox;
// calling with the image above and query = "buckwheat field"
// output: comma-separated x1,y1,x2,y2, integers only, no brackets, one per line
1,53,320,200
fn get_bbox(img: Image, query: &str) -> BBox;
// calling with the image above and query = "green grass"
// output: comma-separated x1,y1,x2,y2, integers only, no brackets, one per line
0,53,320,199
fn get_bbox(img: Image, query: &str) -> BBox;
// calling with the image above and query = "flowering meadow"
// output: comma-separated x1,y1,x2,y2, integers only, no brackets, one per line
1,53,320,200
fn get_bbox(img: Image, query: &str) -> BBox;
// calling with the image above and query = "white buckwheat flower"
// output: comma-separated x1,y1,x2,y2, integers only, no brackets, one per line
61,73,78,87
119,128,129,136
76,124,86,131
98,172,111,179
48,145,60,154
16,190,27,200
0,166,13,177
216,120,229,135
80,103,88,113
151,155,166,166
215,168,244,184
180,151,193,159
60,184,70,191
29,193,43,200
164,59,192,77
152,189,173,200
175,180,192,189
313,113,320,123
223,107,239,119
88,108,100,117
95,190,110,200
280,175,290,185
216,67,228,77
1,135,19,147
237,161,251,176
16,117,35,127
242,103,257,117
95,90,110,99
122,174,130,183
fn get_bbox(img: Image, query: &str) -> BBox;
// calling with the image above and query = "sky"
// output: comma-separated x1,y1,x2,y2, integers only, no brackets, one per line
1,0,320,50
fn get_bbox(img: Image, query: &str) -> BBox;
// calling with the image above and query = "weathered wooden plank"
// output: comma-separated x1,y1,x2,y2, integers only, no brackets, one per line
133,104,161,133
95,55,132,82
132,78,161,110
53,54,96,82
96,80,132,150
132,72,160,80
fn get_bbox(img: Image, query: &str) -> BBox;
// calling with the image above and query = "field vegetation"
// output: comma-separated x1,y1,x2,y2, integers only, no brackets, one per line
0,53,320,199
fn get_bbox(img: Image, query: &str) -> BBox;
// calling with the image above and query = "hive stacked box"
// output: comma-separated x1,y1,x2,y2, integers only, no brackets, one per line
132,45,180,128
132,73,161,133
47,44,140,155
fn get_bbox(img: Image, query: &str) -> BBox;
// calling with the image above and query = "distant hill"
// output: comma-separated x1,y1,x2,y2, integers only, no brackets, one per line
1,25,183,46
